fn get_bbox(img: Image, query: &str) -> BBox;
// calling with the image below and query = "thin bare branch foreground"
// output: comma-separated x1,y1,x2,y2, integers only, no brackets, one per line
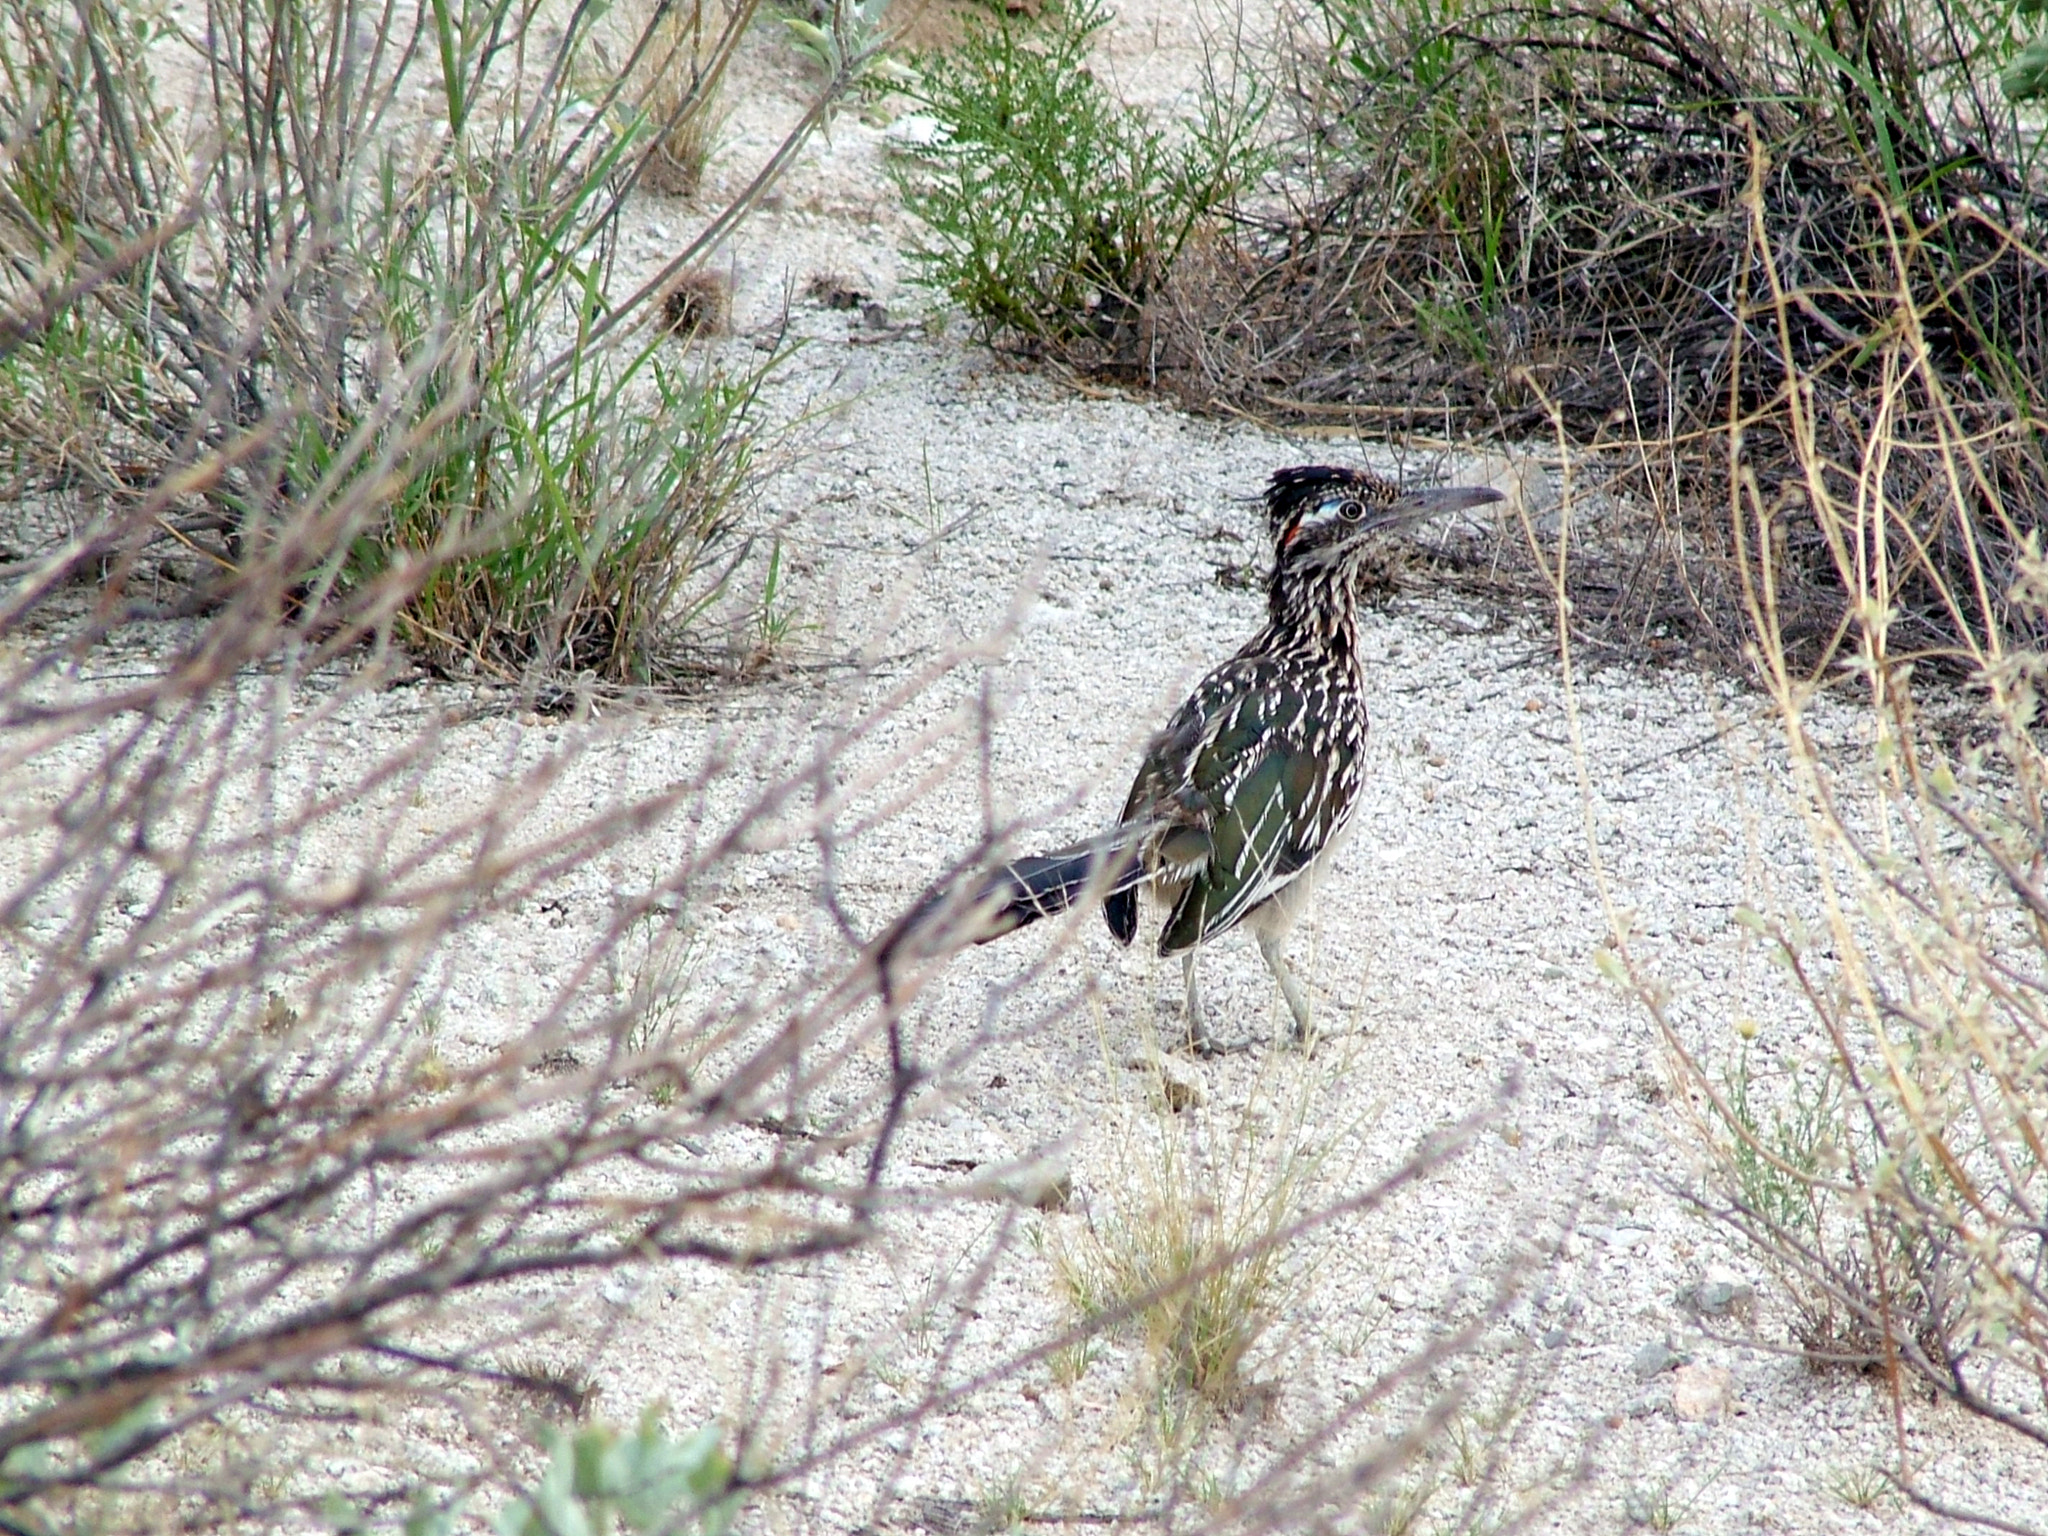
0,509,1554,1530
0,7,1563,1523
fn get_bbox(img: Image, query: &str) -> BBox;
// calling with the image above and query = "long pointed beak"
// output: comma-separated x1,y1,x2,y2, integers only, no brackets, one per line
1365,484,1505,534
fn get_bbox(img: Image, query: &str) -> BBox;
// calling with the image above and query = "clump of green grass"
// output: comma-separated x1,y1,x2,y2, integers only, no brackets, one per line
364,344,769,683
0,0,839,686
1824,1463,1895,1512
1056,1177,1284,1402
1050,1062,1314,1406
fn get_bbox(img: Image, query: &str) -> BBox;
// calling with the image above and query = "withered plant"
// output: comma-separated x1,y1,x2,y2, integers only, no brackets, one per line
1602,162,2048,1534
1204,1,2046,664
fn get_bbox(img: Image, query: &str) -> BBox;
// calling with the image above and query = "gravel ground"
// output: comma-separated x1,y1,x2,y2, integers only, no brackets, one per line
557,7,2048,1527
9,4,2048,1531
233,308,2042,1530
544,326,2039,1533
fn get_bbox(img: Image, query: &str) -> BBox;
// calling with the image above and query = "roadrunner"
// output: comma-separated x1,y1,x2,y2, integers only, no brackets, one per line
908,465,1502,1050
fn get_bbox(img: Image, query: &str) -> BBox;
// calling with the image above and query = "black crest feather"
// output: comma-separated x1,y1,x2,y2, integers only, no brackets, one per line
1262,465,1396,536
1263,466,1350,531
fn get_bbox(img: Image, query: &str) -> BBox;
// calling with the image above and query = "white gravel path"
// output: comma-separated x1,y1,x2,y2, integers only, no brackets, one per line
550,309,2038,1534
282,295,2047,1528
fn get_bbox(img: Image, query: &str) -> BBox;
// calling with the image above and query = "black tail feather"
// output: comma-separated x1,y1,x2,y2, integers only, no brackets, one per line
980,838,1143,940
1104,883,1138,946
972,832,1145,942
890,832,1145,961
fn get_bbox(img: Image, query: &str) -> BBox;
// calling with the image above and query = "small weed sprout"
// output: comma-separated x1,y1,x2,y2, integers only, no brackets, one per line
1622,1481,1682,1532
1047,1338,1097,1387
972,1472,1031,1534
746,538,813,670
625,912,703,1056
1823,1463,1894,1512
1365,1470,1439,1536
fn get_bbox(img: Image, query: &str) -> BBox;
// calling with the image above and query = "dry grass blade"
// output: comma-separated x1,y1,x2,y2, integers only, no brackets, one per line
1577,137,2048,1529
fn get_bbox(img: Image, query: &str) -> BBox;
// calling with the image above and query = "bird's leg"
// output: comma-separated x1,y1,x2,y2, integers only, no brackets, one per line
1181,951,1216,1056
1256,929,1315,1042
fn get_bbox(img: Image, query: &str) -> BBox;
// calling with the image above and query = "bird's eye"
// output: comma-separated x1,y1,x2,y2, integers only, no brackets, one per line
1338,498,1365,521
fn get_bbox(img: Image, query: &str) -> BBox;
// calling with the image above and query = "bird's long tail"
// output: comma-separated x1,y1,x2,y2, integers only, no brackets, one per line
888,830,1147,959
978,833,1149,940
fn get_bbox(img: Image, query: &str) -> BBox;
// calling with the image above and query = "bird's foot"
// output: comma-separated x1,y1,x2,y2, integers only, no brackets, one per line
1183,1007,1220,1058
1176,959,1261,1055
1182,1008,1259,1058
1188,1027,1259,1058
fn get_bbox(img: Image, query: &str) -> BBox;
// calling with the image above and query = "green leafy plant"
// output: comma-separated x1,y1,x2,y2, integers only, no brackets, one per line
498,1412,736,1536
784,0,896,81
2004,33,2048,100
325,1413,735,1536
890,0,1265,357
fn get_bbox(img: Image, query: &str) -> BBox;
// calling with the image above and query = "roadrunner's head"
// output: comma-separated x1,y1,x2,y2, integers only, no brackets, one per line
1261,465,1504,634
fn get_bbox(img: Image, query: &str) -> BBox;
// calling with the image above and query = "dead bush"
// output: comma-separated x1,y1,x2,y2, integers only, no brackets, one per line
1074,0,2048,668
1607,197,2048,1530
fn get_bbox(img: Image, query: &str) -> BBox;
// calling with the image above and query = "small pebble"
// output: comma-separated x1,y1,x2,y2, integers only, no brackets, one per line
1632,1339,1686,1378
1682,1277,1757,1316
1671,1363,1738,1422
1160,1076,1203,1112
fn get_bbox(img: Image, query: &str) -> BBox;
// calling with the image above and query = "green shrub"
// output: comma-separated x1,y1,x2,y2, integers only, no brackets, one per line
890,0,1265,356
322,1412,736,1536
0,0,784,683
497,1412,737,1536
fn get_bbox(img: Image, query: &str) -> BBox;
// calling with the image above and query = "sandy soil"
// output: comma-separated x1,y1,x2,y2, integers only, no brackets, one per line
564,4,2048,1528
